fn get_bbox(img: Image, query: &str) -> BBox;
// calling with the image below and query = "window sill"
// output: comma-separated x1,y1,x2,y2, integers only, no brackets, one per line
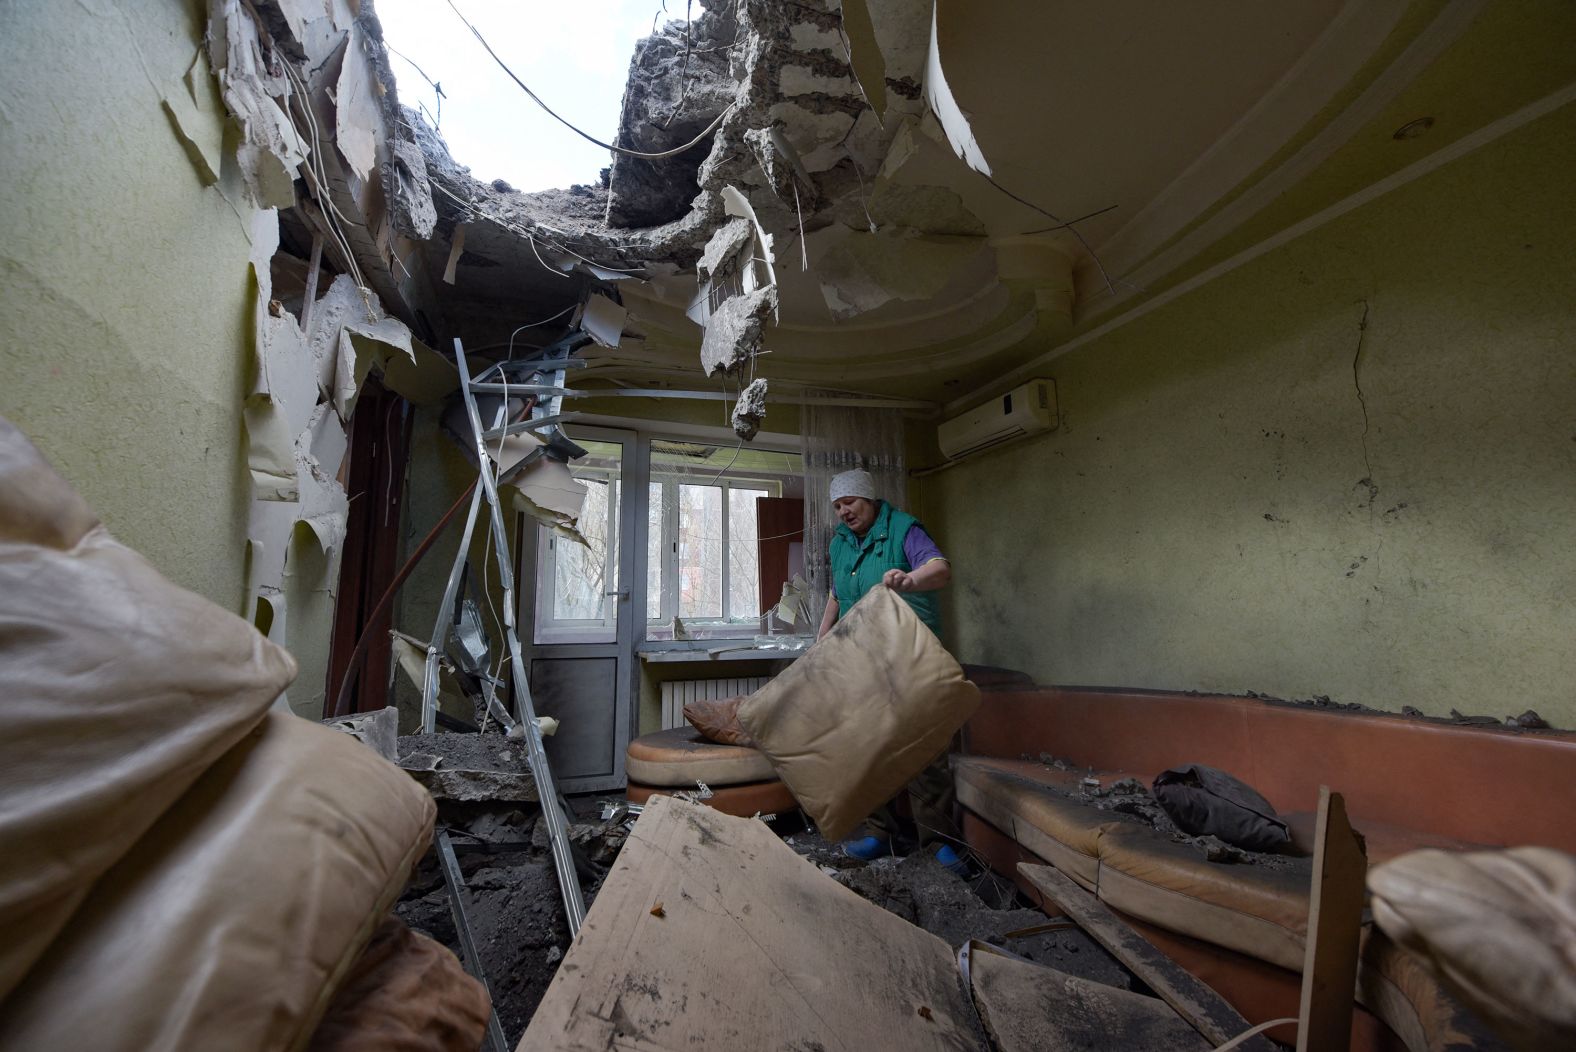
636,638,811,664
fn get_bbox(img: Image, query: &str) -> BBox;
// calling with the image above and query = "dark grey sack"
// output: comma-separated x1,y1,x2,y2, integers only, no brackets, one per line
1151,764,1291,852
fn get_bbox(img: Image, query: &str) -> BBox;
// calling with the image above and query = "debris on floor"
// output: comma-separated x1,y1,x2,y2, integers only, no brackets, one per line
968,944,1210,1052
396,732,539,802
791,833,1141,993
394,795,634,1045
1026,760,1310,872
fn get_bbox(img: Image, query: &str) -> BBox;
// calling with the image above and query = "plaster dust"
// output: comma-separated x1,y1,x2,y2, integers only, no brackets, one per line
924,104,1576,726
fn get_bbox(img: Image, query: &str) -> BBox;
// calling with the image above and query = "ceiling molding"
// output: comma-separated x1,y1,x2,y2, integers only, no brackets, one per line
1092,0,1408,278
1075,0,1489,309
565,414,804,450
950,79,1576,417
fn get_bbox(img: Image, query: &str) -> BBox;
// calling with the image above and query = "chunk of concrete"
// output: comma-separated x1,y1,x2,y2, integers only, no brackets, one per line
700,286,778,376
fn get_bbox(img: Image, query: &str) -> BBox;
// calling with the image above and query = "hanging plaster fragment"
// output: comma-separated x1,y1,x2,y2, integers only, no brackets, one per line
581,294,627,348
697,219,752,286
334,24,382,180
922,1,991,176
720,186,778,300
699,187,780,376
699,287,778,377
209,0,308,208
731,378,769,442
306,275,418,417
497,434,590,540
442,223,468,285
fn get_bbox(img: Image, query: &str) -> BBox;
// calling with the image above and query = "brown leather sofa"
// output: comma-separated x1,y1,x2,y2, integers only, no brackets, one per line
955,686,1576,1052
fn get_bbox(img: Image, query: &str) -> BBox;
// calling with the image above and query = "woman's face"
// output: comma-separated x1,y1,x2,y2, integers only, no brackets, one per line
834,496,878,535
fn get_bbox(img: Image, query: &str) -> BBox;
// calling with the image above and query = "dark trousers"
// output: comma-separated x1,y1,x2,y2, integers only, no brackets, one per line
866,747,959,849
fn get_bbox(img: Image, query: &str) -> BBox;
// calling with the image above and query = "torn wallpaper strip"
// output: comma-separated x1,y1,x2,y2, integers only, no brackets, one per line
209,0,308,209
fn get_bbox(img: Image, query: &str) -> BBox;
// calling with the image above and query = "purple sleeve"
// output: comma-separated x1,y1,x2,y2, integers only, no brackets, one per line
903,524,947,568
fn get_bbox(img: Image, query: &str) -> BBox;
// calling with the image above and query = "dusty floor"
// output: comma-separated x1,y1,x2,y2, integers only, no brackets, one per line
394,805,577,1042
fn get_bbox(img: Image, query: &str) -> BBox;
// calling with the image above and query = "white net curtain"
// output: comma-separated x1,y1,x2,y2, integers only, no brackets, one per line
801,399,908,621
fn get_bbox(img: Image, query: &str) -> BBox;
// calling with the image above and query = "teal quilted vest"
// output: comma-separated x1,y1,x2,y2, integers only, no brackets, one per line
829,500,942,634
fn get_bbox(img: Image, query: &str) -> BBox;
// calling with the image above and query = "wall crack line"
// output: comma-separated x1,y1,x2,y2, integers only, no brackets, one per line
1351,299,1374,484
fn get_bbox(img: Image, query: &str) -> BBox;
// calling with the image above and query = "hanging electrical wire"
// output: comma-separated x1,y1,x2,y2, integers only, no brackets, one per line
443,0,737,161
506,305,579,360
385,42,446,127
429,179,647,278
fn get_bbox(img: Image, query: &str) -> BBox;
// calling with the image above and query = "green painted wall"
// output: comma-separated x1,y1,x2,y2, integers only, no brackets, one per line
0,0,254,613
923,105,1576,726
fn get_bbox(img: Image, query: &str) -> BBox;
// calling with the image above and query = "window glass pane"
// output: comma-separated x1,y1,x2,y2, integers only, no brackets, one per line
728,488,767,619
647,482,664,621
677,484,722,619
554,477,613,620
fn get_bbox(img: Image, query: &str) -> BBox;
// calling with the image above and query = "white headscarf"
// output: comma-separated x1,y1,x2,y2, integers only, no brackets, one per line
829,469,876,503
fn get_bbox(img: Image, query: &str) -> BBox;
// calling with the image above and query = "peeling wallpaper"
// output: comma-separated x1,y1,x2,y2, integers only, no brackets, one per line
0,1,382,721
923,104,1576,726
0,0,254,613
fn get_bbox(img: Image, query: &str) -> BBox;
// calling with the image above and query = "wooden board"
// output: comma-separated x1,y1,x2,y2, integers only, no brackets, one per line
1296,788,1367,1052
521,795,986,1051
969,946,1210,1052
1017,863,1278,1052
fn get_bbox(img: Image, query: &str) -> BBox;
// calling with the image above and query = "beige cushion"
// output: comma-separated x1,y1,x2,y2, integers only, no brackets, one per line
954,758,1139,889
739,586,980,841
0,416,296,999
0,712,436,1052
957,754,1508,1051
1370,847,1576,1051
626,726,777,786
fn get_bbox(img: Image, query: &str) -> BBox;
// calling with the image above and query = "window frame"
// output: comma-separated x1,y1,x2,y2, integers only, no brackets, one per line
647,474,781,634
533,442,624,646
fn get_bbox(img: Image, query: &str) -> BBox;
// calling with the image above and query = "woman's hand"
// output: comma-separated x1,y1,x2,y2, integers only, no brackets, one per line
882,568,916,592
883,560,951,593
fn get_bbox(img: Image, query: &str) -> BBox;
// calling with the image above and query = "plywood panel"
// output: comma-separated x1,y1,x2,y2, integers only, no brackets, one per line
520,796,986,1051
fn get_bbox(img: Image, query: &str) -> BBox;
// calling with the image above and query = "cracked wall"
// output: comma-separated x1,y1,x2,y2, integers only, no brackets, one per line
921,105,1576,725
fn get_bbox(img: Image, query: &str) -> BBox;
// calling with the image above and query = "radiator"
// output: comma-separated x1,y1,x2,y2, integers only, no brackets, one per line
660,677,770,730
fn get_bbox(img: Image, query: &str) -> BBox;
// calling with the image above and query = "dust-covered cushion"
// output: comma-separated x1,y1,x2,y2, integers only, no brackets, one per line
0,711,437,1052
1151,764,1290,852
1370,846,1576,1052
738,586,980,841
0,416,296,999
683,695,756,747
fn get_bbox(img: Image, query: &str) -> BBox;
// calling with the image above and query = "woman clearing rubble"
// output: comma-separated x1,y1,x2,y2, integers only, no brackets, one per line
815,468,966,871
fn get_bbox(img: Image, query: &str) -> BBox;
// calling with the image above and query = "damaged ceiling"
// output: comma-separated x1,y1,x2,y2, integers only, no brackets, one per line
261,0,1569,407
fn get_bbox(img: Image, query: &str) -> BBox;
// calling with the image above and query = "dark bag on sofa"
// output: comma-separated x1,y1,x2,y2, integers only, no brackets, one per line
1152,764,1291,852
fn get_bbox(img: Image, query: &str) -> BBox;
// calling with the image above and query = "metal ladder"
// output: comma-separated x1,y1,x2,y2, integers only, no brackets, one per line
418,336,588,935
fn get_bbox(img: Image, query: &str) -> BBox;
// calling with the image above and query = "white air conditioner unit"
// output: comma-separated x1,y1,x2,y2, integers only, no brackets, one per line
937,379,1057,460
